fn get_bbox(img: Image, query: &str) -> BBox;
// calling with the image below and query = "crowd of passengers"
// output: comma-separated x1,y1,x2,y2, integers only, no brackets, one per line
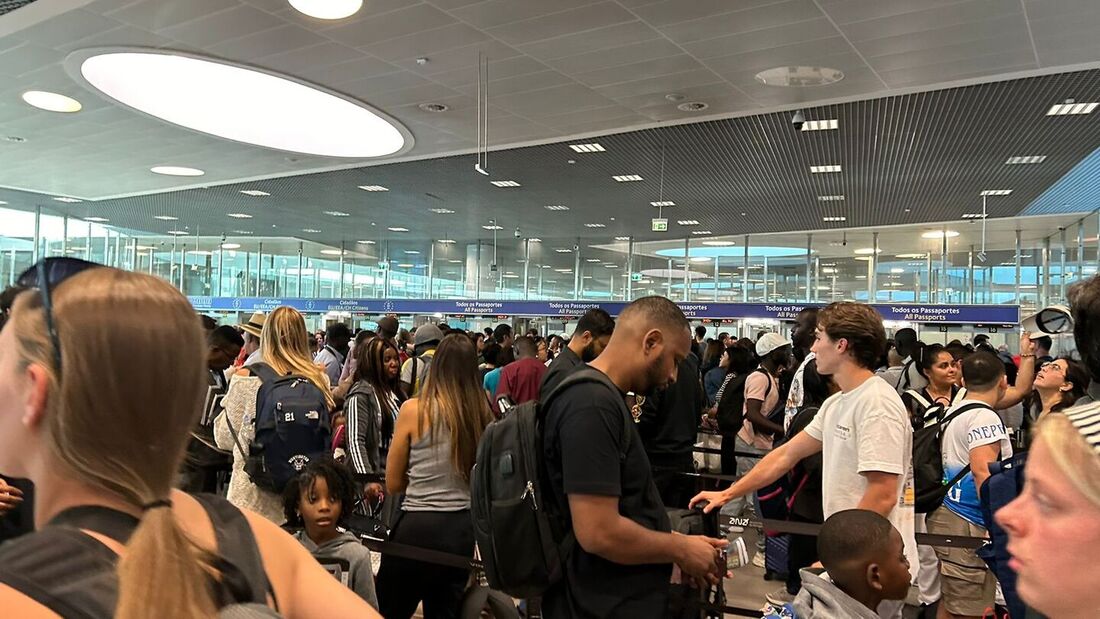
0,257,1097,619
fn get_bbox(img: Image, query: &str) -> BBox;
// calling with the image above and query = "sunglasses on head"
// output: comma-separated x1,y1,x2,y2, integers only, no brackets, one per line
16,257,103,375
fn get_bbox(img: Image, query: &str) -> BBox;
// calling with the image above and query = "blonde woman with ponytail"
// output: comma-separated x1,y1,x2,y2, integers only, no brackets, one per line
215,306,334,523
0,259,379,618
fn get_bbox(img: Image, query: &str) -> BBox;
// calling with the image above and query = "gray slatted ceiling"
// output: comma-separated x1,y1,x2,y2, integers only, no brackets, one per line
2,68,1099,247
0,0,36,16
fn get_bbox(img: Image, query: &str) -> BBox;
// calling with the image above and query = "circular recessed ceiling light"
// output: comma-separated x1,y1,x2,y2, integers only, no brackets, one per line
22,90,82,113
754,66,844,87
150,165,205,176
921,230,960,239
288,0,363,19
677,101,708,112
70,49,411,158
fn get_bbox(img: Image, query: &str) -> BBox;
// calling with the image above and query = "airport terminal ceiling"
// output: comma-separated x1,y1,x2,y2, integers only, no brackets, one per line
1,0,1100,285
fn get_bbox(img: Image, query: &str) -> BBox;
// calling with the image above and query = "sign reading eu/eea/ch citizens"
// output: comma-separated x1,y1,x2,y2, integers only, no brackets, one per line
188,297,1020,325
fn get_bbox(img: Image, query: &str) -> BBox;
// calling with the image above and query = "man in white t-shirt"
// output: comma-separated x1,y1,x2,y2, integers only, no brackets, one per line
927,352,1013,619
692,302,918,618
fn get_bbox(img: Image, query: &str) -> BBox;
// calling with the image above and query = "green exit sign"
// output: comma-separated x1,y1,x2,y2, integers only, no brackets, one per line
630,272,643,282
651,218,668,232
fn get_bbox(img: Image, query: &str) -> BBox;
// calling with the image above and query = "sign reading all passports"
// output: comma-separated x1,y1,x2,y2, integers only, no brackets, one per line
189,297,1020,325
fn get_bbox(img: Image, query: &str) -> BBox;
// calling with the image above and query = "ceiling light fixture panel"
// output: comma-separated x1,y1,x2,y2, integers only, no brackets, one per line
691,230,713,235
302,228,322,233
482,224,504,230
528,238,541,242
809,165,842,173
817,195,845,201
651,200,675,207
962,213,988,219
583,223,606,228
677,220,699,225
84,217,109,222
980,189,1012,196
429,208,455,214
240,189,270,196
614,236,630,241
358,185,388,192
22,90,82,113
167,230,189,235
154,215,178,221
801,119,838,131
1047,101,1099,116
612,174,643,182
490,180,520,187
324,210,350,217
150,165,205,176
227,213,253,219
545,205,569,211
437,239,456,244
554,248,573,253
76,50,410,158
570,143,605,152
289,0,362,20
822,216,847,222
388,226,409,232
54,196,82,203
1005,155,1046,164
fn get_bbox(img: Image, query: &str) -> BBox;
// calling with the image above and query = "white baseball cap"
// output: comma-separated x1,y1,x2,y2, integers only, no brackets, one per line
756,332,792,357
1021,304,1072,337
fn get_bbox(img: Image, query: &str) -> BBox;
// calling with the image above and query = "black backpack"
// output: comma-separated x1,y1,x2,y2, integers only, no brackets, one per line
470,367,632,599
227,363,332,494
715,368,771,434
912,401,989,514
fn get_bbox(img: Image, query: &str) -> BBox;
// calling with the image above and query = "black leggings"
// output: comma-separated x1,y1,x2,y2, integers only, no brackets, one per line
377,510,474,619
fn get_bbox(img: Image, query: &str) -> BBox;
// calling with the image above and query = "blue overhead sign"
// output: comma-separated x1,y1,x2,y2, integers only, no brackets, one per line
188,297,1020,325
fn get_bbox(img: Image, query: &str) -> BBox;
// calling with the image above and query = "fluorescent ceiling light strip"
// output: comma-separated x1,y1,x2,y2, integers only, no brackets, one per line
651,201,675,207
817,195,845,201
240,189,269,196
490,180,520,187
801,119,838,131
809,165,841,173
583,223,606,228
358,185,388,191
677,220,699,225
544,205,569,211
1005,155,1046,164
569,143,605,152
612,174,643,182
691,230,713,235
980,189,1012,196
227,213,252,219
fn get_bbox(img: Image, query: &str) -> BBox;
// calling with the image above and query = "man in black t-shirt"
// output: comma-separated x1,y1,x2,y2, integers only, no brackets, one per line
540,308,615,397
542,296,727,619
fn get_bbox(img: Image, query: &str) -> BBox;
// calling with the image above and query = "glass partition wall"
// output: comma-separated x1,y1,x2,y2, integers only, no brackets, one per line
1,204,1094,313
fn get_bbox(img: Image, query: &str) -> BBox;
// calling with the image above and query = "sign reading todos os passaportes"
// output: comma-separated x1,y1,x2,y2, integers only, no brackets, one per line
187,296,1020,325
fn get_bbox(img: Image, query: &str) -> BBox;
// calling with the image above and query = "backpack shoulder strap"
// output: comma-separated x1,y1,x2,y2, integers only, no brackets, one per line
898,359,914,390
245,362,280,384
941,402,994,428
191,493,276,609
544,367,633,458
906,389,933,410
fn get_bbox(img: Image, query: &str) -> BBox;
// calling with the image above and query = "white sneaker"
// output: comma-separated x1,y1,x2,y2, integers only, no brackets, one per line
752,551,767,569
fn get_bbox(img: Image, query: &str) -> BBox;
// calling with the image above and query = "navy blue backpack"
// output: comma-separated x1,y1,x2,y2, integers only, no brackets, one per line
240,363,332,493
978,452,1028,619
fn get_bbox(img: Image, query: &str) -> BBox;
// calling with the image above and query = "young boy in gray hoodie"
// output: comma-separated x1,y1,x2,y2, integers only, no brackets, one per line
763,509,912,619
284,459,379,610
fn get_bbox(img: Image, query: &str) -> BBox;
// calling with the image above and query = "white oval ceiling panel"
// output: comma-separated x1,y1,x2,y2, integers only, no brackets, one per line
70,49,412,159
